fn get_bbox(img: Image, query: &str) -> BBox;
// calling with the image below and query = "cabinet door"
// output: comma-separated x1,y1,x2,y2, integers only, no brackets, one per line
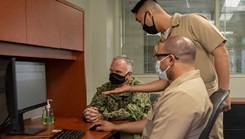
26,0,60,48
58,3,84,51
0,0,26,43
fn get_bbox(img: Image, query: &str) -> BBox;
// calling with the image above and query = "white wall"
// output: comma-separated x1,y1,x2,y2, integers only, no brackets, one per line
67,0,120,104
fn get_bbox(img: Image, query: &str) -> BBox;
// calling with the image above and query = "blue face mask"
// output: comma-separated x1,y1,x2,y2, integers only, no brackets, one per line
155,57,171,81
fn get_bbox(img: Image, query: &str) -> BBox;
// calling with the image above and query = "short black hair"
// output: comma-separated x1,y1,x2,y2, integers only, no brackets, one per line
131,0,159,13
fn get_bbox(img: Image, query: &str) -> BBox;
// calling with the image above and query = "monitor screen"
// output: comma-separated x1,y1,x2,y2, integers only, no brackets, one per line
5,58,47,135
15,61,47,112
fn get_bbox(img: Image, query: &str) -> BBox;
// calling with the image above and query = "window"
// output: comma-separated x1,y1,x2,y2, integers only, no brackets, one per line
120,0,245,74
219,0,245,73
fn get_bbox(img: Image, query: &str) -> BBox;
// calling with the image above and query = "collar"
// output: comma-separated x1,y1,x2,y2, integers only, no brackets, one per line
161,13,182,40
165,70,201,92
171,13,182,27
161,27,171,40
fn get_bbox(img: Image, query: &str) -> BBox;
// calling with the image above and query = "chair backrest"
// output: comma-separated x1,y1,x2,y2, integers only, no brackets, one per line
199,90,230,139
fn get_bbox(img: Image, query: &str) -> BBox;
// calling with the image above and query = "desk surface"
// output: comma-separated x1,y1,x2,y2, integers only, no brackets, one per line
0,117,123,139
231,98,245,104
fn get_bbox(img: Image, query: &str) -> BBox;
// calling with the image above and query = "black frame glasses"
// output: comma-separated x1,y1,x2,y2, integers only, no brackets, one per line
153,53,179,61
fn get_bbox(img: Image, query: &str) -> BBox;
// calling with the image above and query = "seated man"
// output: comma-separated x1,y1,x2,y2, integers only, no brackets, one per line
91,36,213,139
83,55,151,123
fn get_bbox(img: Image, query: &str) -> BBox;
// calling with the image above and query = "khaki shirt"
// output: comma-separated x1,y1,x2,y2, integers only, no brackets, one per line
163,13,226,92
142,70,213,139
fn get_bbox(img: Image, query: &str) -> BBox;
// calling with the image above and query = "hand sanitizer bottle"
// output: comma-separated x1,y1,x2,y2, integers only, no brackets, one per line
42,99,54,124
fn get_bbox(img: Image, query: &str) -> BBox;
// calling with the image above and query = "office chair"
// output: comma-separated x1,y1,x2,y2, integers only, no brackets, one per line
199,90,230,139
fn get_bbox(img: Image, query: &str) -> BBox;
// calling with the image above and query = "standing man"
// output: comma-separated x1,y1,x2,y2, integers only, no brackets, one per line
94,36,213,139
105,0,231,139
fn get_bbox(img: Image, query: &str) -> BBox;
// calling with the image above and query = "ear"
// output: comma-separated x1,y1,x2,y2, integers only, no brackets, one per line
168,55,175,64
126,72,132,78
146,10,153,18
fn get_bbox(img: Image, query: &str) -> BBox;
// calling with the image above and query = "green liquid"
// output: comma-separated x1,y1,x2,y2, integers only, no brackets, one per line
42,116,54,124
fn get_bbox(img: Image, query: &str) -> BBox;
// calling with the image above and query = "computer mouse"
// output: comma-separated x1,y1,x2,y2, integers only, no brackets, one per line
89,124,102,131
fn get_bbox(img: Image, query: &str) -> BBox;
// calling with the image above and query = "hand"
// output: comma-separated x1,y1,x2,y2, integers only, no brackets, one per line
223,95,231,112
102,85,132,95
89,120,116,132
83,107,103,122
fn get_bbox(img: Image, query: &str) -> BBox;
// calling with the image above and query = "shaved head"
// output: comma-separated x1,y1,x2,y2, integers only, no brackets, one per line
131,0,163,14
158,36,196,64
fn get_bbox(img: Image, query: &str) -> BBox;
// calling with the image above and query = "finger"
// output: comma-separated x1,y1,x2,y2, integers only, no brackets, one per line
223,106,231,112
90,108,99,114
102,91,112,95
90,115,99,121
89,112,99,117
86,115,99,122
83,111,91,117
85,108,98,115
92,107,98,110
89,121,103,128
85,107,94,113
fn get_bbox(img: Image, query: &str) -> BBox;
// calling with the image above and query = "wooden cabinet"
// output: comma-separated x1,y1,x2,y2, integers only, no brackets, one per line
0,0,26,43
0,0,86,117
0,0,84,51
58,2,84,51
46,57,86,117
0,42,86,117
26,0,60,48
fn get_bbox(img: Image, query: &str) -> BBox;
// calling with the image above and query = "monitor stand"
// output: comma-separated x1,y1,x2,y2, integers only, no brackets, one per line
7,128,46,135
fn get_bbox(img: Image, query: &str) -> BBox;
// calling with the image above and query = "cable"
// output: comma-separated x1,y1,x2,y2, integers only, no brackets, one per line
0,114,10,128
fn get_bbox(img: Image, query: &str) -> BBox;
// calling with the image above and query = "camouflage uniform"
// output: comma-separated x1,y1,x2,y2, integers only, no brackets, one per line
87,76,151,121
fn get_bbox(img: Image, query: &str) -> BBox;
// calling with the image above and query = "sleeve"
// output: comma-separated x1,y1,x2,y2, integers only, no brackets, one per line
103,92,151,121
86,84,109,113
127,92,152,120
189,13,226,53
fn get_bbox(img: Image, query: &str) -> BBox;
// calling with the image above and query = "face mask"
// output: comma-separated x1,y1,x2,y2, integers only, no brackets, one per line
155,57,171,81
143,12,159,34
109,72,128,85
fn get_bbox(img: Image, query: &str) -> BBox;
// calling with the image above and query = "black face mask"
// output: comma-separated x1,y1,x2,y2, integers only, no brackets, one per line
109,72,128,85
143,12,159,34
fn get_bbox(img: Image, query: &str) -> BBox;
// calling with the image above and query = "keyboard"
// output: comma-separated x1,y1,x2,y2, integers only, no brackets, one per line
50,129,85,139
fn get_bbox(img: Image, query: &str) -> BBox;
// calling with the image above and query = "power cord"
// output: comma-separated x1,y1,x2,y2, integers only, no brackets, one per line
0,114,10,132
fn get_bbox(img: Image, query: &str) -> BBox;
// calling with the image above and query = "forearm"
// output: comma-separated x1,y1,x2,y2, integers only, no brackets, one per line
103,109,131,121
114,119,146,134
213,44,230,90
130,80,169,92
104,101,150,121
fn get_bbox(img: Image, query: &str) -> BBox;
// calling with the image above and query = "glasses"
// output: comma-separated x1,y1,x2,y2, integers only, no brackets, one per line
153,53,179,61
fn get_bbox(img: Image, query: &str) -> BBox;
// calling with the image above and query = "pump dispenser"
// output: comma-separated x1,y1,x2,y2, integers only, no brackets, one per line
42,99,54,124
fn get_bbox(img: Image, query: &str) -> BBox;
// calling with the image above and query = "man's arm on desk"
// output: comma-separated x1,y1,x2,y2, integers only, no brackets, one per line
90,119,146,134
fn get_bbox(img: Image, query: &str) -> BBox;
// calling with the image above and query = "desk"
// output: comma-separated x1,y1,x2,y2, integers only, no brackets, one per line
0,117,122,139
231,98,245,104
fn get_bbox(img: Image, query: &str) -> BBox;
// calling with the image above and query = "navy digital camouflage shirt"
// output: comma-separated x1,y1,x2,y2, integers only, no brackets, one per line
87,76,151,121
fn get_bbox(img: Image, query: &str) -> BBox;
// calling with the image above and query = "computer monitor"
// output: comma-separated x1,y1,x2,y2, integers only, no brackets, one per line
5,58,47,135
